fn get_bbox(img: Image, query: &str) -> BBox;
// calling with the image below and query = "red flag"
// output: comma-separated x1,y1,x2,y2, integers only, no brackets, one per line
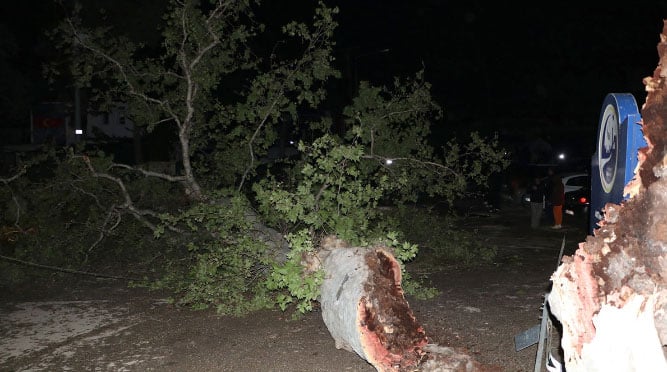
33,116,65,129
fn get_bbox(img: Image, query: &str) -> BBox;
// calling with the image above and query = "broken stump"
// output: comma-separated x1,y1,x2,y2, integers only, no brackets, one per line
319,238,427,371
316,236,491,372
548,20,667,371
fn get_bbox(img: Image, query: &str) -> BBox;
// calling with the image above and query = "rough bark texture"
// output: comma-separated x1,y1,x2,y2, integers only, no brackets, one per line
317,236,491,372
548,20,667,371
319,237,427,371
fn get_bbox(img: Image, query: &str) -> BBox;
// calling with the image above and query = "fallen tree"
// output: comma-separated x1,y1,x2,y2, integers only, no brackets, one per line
30,0,508,316
4,2,509,370
549,20,667,371
316,236,493,372
318,236,427,371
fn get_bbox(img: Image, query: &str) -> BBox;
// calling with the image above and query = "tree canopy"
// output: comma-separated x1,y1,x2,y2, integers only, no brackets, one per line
2,0,508,315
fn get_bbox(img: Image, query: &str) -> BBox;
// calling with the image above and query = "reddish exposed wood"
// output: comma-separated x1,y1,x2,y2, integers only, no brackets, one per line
360,250,427,369
319,237,427,371
548,20,667,371
549,248,600,355
317,236,491,371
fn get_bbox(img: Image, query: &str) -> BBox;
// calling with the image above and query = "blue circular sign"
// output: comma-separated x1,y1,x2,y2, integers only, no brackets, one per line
598,103,619,193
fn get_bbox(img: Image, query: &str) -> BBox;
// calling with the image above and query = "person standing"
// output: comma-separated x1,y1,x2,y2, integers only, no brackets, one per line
529,177,545,228
550,173,565,229
543,168,554,225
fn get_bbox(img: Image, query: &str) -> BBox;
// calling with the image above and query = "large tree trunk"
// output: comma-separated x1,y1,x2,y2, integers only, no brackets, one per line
548,20,667,371
178,130,203,201
317,236,489,372
318,239,427,371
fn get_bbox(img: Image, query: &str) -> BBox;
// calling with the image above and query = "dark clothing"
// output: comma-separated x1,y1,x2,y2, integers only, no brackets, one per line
543,177,553,200
550,177,565,206
529,180,545,228
528,183,545,203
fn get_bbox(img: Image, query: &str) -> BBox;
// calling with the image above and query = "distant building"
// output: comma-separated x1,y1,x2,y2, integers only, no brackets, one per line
86,104,134,140
1,102,138,175
31,102,70,145
28,102,134,146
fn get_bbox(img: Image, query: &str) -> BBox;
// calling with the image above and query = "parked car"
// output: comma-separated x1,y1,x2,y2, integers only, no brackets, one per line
560,173,590,194
522,172,590,208
561,172,590,217
564,186,590,216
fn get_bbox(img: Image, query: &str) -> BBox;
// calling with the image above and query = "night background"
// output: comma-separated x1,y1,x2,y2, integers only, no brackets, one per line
4,3,667,369
1,1,667,167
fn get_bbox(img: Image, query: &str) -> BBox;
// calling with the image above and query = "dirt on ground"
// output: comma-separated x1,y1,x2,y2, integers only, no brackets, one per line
0,204,587,371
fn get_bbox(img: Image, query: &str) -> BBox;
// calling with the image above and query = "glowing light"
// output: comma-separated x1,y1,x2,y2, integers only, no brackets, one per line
75,129,83,135
385,159,393,165
558,153,565,160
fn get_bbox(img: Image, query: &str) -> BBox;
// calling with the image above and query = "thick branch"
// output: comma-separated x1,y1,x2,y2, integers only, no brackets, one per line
68,21,184,132
237,25,332,191
380,108,423,120
78,155,160,232
361,154,458,177
177,7,197,136
1,166,29,227
238,97,282,191
109,163,187,182
0,166,27,185
88,206,122,253
0,254,143,281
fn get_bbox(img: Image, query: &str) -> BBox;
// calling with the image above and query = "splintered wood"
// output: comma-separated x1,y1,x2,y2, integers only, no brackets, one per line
548,20,667,371
319,237,427,371
318,236,491,372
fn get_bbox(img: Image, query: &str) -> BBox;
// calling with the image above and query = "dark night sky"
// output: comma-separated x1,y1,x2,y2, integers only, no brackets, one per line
329,1,667,153
2,1,667,160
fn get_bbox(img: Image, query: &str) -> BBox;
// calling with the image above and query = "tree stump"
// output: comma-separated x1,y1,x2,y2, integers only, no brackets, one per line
317,236,491,372
548,20,667,371
318,237,427,371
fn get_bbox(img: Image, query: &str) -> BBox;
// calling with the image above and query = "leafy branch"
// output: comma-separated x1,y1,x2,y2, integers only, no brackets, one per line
237,4,339,190
77,155,160,232
1,151,51,227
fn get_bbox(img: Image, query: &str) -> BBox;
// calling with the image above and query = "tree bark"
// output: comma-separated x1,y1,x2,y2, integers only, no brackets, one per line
548,20,667,371
317,236,490,372
318,237,427,371
178,130,203,201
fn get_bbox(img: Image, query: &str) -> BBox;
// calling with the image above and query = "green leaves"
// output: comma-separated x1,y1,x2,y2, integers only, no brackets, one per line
385,231,419,263
340,72,509,205
254,134,385,243
35,0,511,317
154,191,275,315
190,1,339,190
265,230,323,314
